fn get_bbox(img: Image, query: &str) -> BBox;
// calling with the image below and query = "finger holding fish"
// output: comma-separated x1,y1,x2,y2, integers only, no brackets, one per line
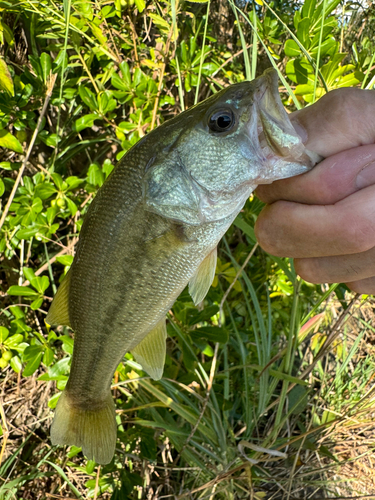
255,88,375,293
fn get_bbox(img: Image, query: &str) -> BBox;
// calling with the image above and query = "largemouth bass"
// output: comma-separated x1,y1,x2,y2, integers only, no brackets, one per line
46,69,319,464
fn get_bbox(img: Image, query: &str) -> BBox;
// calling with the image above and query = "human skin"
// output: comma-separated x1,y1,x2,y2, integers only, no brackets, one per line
255,88,375,294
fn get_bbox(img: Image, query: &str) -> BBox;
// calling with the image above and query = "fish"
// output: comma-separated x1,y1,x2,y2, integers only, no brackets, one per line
46,68,320,465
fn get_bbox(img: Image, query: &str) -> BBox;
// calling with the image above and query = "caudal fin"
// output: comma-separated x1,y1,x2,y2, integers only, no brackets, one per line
51,390,117,465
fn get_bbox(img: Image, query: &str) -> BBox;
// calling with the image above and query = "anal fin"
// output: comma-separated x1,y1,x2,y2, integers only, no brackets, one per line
46,271,71,327
131,319,167,380
189,247,217,306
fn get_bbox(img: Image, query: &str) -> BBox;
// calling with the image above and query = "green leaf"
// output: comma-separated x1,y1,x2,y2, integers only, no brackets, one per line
234,215,256,244
284,40,301,58
0,327,9,343
285,59,314,85
48,392,61,409
32,276,49,294
40,53,52,84
16,226,40,239
78,86,98,111
0,57,14,96
30,297,44,310
0,129,23,153
134,0,145,12
65,197,77,216
7,285,39,297
35,182,57,200
10,355,22,373
4,334,24,348
43,347,54,366
56,255,74,267
23,351,43,377
87,162,105,187
48,357,70,377
119,62,131,87
0,178,4,196
23,267,36,282
61,335,74,355
288,386,308,415
75,113,99,132
301,0,316,19
191,326,228,344
296,18,311,47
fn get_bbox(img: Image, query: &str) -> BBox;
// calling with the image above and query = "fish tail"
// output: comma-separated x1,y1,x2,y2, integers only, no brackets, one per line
51,390,117,465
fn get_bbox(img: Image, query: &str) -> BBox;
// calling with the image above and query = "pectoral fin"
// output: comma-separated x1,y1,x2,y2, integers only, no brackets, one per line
131,319,167,380
45,271,71,327
189,247,217,306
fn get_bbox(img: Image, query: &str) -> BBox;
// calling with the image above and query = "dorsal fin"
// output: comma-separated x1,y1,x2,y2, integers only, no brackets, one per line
188,247,217,305
46,271,71,327
131,319,167,380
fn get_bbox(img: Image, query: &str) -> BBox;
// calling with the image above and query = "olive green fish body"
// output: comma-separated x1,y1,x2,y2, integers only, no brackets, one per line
47,69,320,464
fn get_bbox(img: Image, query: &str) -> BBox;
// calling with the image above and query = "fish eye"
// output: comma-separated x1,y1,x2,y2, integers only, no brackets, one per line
208,109,235,133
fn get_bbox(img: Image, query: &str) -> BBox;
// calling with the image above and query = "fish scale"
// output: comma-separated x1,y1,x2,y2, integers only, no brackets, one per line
46,69,320,464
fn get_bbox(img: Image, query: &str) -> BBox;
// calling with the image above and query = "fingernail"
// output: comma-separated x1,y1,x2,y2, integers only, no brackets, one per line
290,117,308,143
356,160,375,189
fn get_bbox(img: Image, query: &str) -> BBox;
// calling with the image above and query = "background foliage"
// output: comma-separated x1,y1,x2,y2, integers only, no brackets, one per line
1,0,375,498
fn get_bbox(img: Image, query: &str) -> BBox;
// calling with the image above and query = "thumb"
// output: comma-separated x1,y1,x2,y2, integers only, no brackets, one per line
291,87,375,157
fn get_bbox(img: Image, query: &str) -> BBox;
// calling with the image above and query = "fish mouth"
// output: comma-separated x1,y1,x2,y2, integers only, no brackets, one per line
250,69,320,183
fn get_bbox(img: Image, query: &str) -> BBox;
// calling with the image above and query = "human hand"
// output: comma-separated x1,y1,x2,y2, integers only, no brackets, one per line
255,88,375,294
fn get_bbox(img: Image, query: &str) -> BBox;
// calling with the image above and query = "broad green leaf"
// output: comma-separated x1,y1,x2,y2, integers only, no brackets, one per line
65,197,77,216
16,226,40,239
0,57,14,96
32,276,49,294
0,327,9,343
0,129,23,153
23,351,43,377
134,0,145,12
56,255,74,267
10,355,22,373
0,178,4,196
87,162,104,187
75,113,99,132
4,334,24,348
296,18,311,48
35,182,57,200
48,392,61,409
301,0,316,19
7,285,39,297
119,61,131,87
78,86,98,111
191,326,228,344
61,335,74,355
284,40,301,58
30,297,43,310
23,268,36,282
43,347,54,366
47,357,70,378
285,59,314,85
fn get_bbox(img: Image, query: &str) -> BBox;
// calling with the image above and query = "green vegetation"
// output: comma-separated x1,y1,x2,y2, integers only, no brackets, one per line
1,0,375,497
